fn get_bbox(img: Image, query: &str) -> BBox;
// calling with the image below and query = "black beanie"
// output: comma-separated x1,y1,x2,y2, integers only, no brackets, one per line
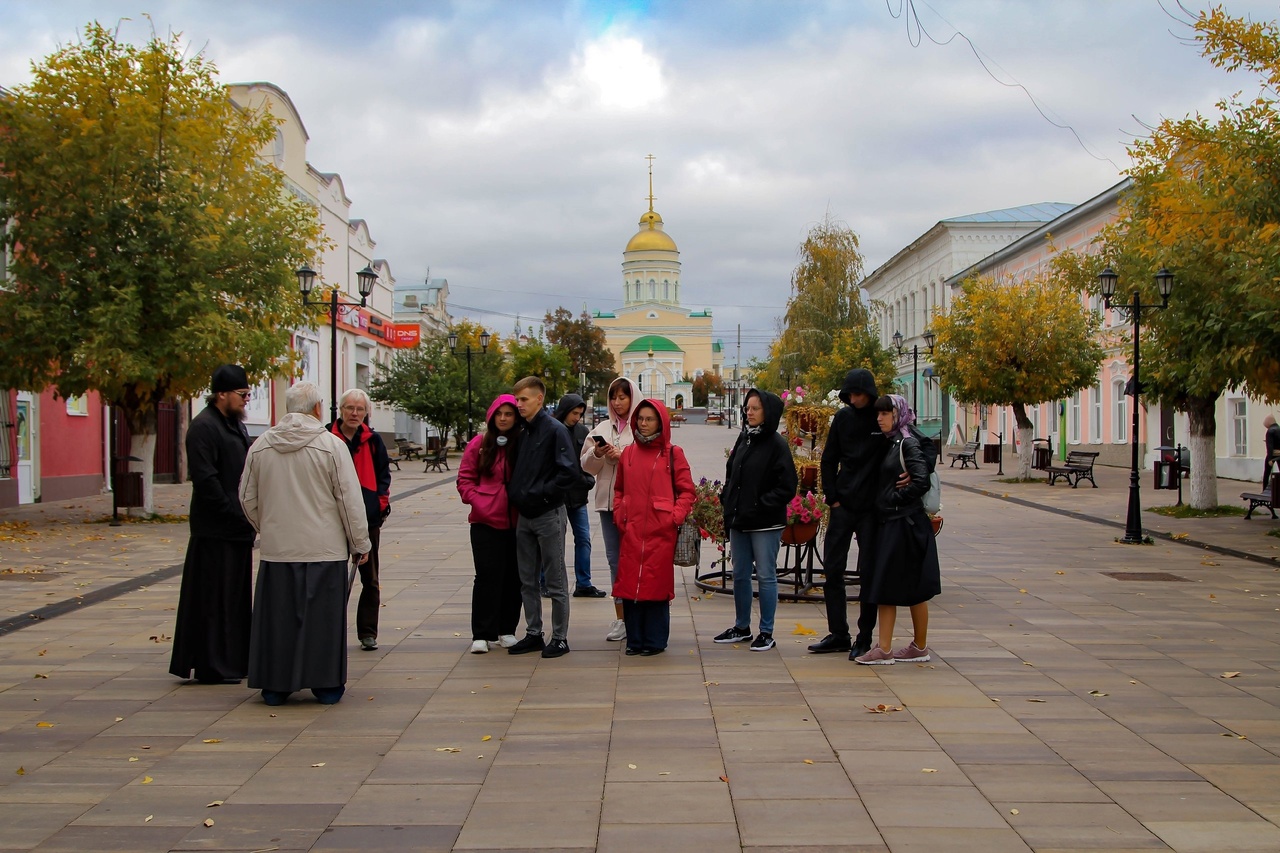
211,364,249,393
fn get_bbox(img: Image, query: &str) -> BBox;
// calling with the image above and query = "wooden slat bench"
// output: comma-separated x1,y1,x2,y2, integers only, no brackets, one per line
1240,478,1280,520
1047,450,1100,488
947,440,980,469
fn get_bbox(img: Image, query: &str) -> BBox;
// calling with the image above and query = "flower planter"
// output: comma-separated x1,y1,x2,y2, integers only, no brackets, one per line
797,412,818,433
799,466,819,492
782,520,819,545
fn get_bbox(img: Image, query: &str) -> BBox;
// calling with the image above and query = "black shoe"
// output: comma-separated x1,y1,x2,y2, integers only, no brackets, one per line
849,640,873,661
713,625,752,644
808,634,852,654
625,647,642,656
311,686,345,705
573,586,608,598
541,639,570,658
639,648,665,656
508,633,546,655
749,633,776,652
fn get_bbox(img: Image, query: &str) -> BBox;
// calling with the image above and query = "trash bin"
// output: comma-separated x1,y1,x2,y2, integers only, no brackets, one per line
1032,439,1051,471
1153,446,1188,490
983,444,1001,464
113,471,145,507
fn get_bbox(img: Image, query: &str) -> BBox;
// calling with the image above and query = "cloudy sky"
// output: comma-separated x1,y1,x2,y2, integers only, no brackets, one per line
1,0,1272,363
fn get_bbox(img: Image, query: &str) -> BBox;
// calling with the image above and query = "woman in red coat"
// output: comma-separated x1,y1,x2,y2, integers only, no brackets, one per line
612,399,695,655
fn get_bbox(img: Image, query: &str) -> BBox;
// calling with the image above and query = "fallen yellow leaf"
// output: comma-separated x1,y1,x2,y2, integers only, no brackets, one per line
802,759,814,765
1026,698,1046,703
15,767,24,776
1171,532,1190,540
792,623,818,636
144,815,153,823
35,722,54,728
141,776,153,784
922,768,938,773
481,735,492,742
202,738,221,744
435,747,461,753
206,800,223,808
203,818,214,827
1018,589,1028,594
719,775,729,783
864,704,904,714
628,763,637,769
33,673,48,679
1089,690,1108,697
128,757,138,762
1010,808,1019,815
311,763,325,767
1221,671,1241,679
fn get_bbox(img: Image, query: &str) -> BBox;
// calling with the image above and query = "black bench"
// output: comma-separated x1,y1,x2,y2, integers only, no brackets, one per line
947,440,980,469
1240,478,1280,520
1047,450,1100,488
423,445,450,473
395,438,423,461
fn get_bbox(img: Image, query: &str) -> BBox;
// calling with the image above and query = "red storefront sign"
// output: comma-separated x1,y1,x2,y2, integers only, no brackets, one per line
389,324,421,348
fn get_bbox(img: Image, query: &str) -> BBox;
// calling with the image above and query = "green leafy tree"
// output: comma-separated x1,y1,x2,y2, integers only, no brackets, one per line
932,266,1104,479
762,215,891,392
542,307,615,399
447,320,508,440
370,335,465,447
805,327,897,402
1091,6,1280,508
0,23,322,512
509,336,573,401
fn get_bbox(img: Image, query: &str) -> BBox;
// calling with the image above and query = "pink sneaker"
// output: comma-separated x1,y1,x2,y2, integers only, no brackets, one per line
892,641,931,663
854,645,895,665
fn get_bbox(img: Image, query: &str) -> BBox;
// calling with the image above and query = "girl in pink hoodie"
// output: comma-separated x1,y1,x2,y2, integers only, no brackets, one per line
457,395,522,654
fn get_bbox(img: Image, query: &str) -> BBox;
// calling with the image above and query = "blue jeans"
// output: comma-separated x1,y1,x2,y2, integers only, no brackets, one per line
598,510,620,587
564,504,593,589
729,528,782,635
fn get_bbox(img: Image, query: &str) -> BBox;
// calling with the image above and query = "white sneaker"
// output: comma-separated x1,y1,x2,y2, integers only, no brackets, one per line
605,619,627,642
469,639,489,654
496,634,518,648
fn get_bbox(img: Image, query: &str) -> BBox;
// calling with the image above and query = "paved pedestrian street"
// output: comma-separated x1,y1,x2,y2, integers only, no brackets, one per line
1,425,1279,852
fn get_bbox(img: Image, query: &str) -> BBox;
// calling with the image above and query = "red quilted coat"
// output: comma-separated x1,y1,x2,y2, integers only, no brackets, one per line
612,400,695,602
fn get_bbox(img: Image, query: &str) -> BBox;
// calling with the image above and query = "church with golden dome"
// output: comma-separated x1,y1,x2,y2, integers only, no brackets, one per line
592,158,723,409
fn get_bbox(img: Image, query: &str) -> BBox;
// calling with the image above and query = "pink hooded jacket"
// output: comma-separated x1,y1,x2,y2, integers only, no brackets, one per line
456,395,519,529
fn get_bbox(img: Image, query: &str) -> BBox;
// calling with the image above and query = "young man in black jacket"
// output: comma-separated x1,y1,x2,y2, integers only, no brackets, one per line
808,368,898,660
507,377,582,658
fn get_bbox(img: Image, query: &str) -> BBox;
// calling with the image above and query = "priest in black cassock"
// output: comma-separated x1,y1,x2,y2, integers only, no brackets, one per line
169,364,255,683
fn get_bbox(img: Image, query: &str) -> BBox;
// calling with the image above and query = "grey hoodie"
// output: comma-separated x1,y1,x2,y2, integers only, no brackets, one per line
240,412,372,562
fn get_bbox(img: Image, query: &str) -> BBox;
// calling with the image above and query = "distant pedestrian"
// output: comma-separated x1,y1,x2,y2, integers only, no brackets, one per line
554,393,605,598
1263,414,1280,488
506,376,581,659
169,364,255,684
457,395,523,654
240,382,370,705
328,389,391,652
612,399,695,655
581,377,642,643
714,389,797,653
854,394,941,666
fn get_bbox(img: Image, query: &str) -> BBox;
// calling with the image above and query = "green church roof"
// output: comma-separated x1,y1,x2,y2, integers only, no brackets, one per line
622,334,683,354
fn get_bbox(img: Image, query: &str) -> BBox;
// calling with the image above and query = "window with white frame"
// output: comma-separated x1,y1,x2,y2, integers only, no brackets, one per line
1069,391,1081,443
1028,403,1040,437
1113,380,1128,442
1231,398,1248,456
65,395,88,416
1091,381,1103,443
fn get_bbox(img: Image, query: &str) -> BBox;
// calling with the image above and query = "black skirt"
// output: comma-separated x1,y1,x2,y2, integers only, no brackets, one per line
247,559,349,693
169,537,253,681
864,509,941,607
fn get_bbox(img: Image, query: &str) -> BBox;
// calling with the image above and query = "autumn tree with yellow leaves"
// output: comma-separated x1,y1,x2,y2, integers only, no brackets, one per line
0,24,322,512
932,269,1104,479
1093,5,1280,508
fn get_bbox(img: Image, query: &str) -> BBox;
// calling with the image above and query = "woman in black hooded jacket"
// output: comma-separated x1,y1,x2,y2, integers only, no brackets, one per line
715,389,798,652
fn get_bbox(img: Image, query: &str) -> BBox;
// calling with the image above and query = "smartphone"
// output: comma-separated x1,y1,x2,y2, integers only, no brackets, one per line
592,435,608,447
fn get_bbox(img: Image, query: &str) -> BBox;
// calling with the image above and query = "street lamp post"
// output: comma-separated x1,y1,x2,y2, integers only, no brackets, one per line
449,330,491,440
1098,266,1174,545
297,263,378,425
892,328,936,413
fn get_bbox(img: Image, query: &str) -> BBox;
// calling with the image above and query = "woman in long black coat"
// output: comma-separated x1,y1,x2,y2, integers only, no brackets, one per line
854,393,941,665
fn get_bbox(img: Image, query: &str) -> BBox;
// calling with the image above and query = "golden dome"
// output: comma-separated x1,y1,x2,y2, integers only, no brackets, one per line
625,210,678,253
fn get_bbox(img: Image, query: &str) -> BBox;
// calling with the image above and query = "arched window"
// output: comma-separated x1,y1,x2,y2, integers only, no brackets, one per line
1113,380,1128,442
663,280,670,300
649,279,656,299
1069,391,1081,443
1091,381,1103,443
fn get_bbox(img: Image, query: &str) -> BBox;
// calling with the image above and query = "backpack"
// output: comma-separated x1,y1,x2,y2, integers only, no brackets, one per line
900,428,941,514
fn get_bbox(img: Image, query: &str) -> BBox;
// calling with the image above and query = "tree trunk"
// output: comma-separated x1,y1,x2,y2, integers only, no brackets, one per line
1185,394,1219,510
127,432,158,517
1011,402,1034,480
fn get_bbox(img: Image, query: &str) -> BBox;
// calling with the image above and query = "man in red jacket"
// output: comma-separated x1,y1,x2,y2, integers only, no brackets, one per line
329,389,392,651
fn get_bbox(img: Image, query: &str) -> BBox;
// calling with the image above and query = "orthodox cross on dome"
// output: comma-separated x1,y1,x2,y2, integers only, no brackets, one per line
646,153,656,217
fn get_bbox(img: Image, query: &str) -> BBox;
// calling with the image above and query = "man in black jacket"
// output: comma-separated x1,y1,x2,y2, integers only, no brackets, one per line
808,368,894,660
169,364,255,683
328,389,392,651
553,393,605,598
507,377,581,658
1264,414,1280,489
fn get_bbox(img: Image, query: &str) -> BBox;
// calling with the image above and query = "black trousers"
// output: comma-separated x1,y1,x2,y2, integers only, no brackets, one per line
820,506,878,644
355,527,381,640
621,599,670,652
470,524,522,641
